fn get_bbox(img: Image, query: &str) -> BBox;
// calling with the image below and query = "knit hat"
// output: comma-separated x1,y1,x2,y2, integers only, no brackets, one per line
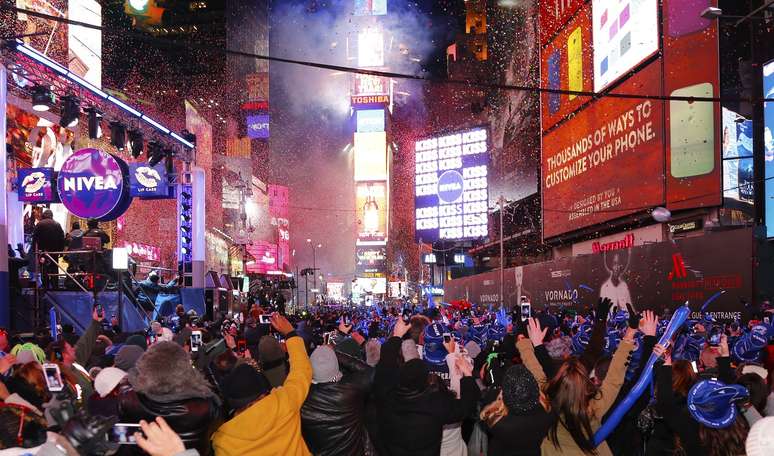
501,365,540,415
399,358,429,392
94,367,127,398
10,343,46,363
401,339,420,361
365,339,381,367
746,416,774,456
221,364,271,411
687,379,749,429
258,336,287,387
125,334,148,351
114,345,144,371
310,346,342,384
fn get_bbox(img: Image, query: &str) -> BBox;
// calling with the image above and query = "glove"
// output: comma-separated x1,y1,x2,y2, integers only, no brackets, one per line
596,298,612,322
626,303,640,329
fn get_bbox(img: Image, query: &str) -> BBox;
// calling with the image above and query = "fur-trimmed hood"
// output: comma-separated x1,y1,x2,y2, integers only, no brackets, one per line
128,341,215,402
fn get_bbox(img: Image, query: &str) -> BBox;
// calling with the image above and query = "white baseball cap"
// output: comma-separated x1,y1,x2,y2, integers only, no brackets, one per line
94,367,127,398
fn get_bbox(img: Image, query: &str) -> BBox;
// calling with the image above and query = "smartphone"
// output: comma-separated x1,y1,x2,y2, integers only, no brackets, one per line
690,361,699,374
190,330,202,352
95,304,104,319
709,329,721,347
42,363,64,392
237,339,247,354
520,303,531,322
443,332,452,343
109,423,143,445
259,314,272,325
402,309,411,323
343,315,351,326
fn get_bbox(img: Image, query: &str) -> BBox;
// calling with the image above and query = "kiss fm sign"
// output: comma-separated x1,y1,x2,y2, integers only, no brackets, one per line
18,148,171,221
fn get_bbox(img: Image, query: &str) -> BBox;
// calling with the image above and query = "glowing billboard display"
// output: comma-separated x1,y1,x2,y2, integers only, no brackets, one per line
592,0,658,92
414,127,489,242
68,0,101,87
764,60,774,238
355,0,386,16
353,73,387,96
356,182,388,243
358,30,384,68
356,109,385,133
354,131,387,181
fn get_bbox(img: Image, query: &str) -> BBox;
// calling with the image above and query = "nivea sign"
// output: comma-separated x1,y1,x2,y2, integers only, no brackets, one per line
17,167,56,203
129,163,169,198
57,148,131,220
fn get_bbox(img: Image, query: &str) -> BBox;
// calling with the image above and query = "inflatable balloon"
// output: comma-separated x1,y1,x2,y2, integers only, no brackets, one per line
592,304,691,446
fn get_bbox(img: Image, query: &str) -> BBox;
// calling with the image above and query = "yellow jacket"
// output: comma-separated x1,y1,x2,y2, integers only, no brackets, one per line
212,335,313,456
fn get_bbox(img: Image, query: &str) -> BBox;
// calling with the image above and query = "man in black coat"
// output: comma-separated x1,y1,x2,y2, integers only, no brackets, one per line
374,318,480,456
32,209,65,288
301,345,374,455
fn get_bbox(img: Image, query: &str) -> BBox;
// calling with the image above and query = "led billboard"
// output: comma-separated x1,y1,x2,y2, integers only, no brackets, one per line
358,30,384,68
354,0,386,16
356,246,387,275
722,108,754,204
354,131,387,181
539,0,586,45
246,114,270,139
356,182,388,243
356,109,385,133
415,127,489,242
353,73,388,96
592,0,658,92
764,60,774,238
68,0,101,87
245,241,279,275
542,62,664,239
354,277,387,295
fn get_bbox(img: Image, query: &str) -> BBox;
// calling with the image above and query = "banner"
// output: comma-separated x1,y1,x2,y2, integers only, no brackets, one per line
129,163,169,198
356,182,387,243
445,229,752,321
17,167,56,203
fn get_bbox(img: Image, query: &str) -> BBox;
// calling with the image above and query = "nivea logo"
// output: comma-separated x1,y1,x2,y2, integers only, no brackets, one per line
437,170,464,203
62,175,119,192
21,171,47,194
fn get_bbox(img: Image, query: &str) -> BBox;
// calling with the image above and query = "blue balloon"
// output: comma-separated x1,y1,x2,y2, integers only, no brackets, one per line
592,305,691,446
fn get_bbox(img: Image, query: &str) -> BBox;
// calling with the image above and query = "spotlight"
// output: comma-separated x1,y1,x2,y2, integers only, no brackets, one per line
180,214,191,223
110,122,127,150
128,130,144,158
181,191,192,199
31,85,54,112
86,107,103,139
147,141,164,167
59,95,80,128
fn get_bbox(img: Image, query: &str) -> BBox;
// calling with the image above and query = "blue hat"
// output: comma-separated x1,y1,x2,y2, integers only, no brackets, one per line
732,324,770,364
572,324,592,356
688,379,749,429
603,329,621,356
423,322,448,366
672,334,704,362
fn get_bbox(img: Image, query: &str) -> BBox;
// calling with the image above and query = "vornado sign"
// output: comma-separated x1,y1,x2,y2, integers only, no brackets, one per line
56,148,131,220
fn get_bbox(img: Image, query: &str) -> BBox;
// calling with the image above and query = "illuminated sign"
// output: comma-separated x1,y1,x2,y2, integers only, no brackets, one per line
358,30,384,67
454,254,466,264
722,108,754,204
121,241,161,262
351,94,389,106
592,0,658,92
356,109,385,133
241,101,270,111
17,168,56,203
246,114,270,139
764,60,774,238
414,127,489,242
354,131,387,181
245,241,279,275
354,0,387,16
353,73,387,96
129,163,169,198
354,277,387,294
57,148,130,220
423,253,437,264
356,182,388,243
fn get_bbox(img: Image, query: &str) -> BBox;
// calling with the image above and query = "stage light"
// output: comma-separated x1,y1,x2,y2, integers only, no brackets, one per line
59,95,80,128
31,85,54,112
110,122,127,150
128,130,144,158
147,141,164,167
86,107,103,139
180,214,191,222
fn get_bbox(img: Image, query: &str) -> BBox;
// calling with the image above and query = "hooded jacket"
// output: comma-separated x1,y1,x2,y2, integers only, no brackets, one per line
301,351,374,456
116,342,221,456
212,335,312,456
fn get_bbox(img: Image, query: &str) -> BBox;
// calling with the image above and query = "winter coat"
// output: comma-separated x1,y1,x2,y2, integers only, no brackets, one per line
517,338,634,456
486,407,552,456
301,351,374,456
374,336,481,456
651,364,703,455
212,335,313,456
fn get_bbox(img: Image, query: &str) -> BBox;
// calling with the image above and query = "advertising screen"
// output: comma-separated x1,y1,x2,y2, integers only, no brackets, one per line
356,182,388,243
68,0,101,87
246,114,270,139
539,0,586,45
17,168,56,203
358,30,384,68
356,109,385,133
592,0,659,92
414,127,489,242
353,73,388,96
354,277,387,295
354,131,387,181
245,241,279,275
542,62,664,239
129,163,169,198
722,108,754,204
764,60,774,238
354,0,386,16
356,246,386,274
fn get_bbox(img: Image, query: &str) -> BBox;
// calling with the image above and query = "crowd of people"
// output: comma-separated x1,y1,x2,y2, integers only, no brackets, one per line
0,296,773,456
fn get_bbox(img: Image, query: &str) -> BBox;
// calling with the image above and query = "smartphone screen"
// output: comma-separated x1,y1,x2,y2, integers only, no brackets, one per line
520,303,531,322
42,363,64,392
109,423,143,445
259,314,271,325
237,339,247,354
190,331,202,352
443,333,451,343
690,361,699,373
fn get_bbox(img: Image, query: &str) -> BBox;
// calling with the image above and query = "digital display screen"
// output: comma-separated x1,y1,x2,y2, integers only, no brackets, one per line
414,127,489,242
354,131,387,181
722,108,754,204
356,109,385,133
592,0,658,92
763,60,774,238
358,30,384,68
354,0,387,16
356,182,388,243
246,114,270,139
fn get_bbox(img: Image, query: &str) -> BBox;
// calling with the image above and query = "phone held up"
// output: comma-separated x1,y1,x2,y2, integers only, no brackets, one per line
190,330,202,352
42,363,64,392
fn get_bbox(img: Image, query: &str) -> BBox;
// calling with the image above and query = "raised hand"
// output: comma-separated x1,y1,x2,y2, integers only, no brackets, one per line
640,310,657,337
527,318,547,347
626,303,640,329
596,297,612,322
134,417,185,456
